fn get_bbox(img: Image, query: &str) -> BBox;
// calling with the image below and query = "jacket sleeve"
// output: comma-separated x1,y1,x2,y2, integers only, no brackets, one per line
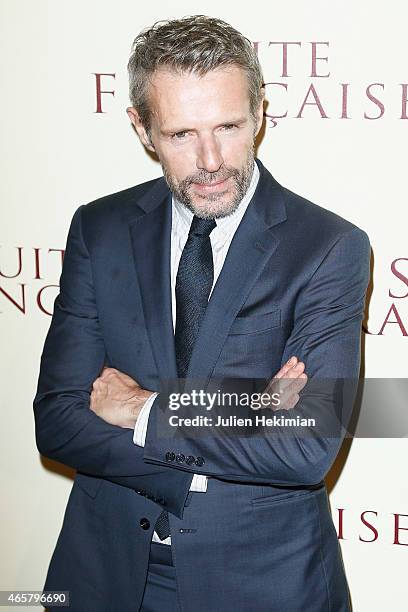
33,205,192,518
142,226,371,486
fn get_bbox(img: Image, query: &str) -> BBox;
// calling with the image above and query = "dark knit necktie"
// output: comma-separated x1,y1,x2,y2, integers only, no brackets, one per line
175,215,217,378
154,215,216,542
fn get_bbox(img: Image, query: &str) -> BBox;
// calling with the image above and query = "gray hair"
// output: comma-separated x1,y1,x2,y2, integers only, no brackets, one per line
127,15,264,134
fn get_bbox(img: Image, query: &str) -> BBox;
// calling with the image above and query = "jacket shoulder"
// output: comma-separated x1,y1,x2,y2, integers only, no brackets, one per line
70,176,166,246
83,176,162,217
281,185,370,246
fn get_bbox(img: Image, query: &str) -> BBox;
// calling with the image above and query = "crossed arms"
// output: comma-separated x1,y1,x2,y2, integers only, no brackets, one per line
33,204,370,516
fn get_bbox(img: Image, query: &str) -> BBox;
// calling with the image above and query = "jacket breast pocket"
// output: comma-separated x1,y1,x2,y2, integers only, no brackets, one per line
215,307,284,378
229,308,281,335
74,472,104,499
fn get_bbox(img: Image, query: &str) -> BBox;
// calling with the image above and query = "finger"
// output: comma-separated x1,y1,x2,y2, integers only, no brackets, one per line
284,361,305,379
100,369,137,392
100,367,118,380
265,365,305,400
284,373,307,395
92,378,108,396
277,362,306,392
281,393,300,411
90,394,96,410
277,378,307,410
92,377,108,389
274,356,298,379
274,390,299,411
100,373,128,394
272,375,307,410
265,360,304,393
97,379,108,396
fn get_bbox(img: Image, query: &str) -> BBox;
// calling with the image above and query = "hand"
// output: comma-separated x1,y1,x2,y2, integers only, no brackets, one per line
262,356,308,411
90,367,155,428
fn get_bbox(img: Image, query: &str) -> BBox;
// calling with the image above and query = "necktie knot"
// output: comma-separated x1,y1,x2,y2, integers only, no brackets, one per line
189,215,216,237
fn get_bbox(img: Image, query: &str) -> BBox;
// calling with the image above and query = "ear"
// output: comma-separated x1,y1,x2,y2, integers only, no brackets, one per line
255,91,265,135
126,107,155,152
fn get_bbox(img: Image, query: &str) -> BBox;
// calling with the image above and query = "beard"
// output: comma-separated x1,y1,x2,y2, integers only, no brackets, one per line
160,147,255,220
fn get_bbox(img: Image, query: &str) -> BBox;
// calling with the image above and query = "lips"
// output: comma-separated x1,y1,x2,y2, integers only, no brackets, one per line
192,177,230,192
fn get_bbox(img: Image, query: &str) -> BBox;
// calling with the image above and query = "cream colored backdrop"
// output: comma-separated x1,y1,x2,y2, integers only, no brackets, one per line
1,1,407,610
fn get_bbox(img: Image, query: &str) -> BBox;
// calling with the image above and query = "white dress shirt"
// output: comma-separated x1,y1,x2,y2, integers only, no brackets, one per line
133,161,260,544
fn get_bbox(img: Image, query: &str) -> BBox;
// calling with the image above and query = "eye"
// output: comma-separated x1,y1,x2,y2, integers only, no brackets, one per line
221,124,237,131
171,131,189,140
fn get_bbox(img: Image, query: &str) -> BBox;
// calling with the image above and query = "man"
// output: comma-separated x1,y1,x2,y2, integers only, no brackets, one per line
34,15,370,612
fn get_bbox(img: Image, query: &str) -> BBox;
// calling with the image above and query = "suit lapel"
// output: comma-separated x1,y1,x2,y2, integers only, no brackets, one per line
128,180,178,381
186,160,287,381
127,161,287,384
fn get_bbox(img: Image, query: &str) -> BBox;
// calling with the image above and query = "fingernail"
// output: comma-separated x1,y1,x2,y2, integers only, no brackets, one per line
287,356,296,365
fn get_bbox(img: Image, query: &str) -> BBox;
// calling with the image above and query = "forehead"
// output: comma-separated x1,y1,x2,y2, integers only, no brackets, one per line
147,65,251,127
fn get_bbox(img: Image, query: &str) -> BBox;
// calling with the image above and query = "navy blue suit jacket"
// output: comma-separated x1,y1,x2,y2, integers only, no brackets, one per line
34,159,370,611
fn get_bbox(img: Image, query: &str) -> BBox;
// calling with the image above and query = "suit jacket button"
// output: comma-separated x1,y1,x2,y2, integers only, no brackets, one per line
195,456,205,466
165,451,176,462
140,518,150,530
176,454,185,463
186,455,196,465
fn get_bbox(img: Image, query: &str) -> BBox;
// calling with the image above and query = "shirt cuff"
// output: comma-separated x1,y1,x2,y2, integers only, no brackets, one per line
190,474,208,492
133,392,158,447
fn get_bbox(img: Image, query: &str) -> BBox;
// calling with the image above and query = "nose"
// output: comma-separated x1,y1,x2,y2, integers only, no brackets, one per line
196,134,224,173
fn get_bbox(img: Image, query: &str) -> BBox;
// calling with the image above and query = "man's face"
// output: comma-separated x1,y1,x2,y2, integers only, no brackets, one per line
127,65,264,219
